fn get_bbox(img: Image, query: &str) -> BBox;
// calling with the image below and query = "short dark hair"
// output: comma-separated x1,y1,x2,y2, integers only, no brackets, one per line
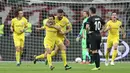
89,7,96,14
57,9,64,13
15,8,22,17
110,12,119,20
48,14,55,19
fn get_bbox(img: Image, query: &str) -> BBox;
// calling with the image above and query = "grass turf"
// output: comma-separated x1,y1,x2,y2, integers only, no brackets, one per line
0,62,130,73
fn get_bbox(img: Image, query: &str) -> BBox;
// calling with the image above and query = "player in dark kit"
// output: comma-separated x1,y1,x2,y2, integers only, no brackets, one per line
84,7,105,70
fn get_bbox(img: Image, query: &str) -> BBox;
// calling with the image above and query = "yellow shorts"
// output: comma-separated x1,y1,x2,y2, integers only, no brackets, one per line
107,37,119,48
13,33,25,48
55,37,64,46
44,38,55,50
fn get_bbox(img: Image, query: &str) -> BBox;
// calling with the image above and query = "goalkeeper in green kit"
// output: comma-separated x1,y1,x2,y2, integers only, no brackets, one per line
76,11,91,64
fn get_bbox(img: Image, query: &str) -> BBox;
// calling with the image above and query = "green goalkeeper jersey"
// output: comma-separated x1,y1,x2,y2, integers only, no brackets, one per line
79,17,88,36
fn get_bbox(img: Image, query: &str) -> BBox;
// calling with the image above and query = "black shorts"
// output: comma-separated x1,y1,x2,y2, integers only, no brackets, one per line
88,32,101,50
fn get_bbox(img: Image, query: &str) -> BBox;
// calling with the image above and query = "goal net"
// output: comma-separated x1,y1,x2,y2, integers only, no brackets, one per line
0,0,130,62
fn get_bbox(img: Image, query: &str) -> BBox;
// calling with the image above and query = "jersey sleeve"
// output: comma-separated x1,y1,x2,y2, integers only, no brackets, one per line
65,17,71,27
64,17,72,32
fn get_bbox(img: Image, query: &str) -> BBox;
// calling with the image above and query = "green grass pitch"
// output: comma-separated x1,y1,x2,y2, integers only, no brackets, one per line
0,62,130,73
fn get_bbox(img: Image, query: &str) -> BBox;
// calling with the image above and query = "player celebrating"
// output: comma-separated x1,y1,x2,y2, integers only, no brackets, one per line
76,11,91,64
35,15,61,70
10,8,28,66
84,7,105,70
47,9,72,70
34,9,72,70
104,12,126,66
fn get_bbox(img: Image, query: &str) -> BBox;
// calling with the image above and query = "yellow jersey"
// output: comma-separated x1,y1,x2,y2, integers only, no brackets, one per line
11,17,28,35
55,16,71,39
42,24,59,41
106,20,122,38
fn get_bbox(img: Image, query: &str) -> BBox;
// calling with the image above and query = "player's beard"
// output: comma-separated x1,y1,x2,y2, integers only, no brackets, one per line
48,21,54,25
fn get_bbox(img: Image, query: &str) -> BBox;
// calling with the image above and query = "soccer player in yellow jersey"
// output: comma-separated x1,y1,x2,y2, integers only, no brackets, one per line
104,12,126,66
34,15,61,70
47,9,72,70
34,9,72,70
10,8,28,66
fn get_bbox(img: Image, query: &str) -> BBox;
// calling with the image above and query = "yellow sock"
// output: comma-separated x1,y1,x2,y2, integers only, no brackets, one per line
36,54,45,59
47,54,52,66
51,51,56,57
105,50,110,60
61,50,67,66
16,51,20,63
112,50,117,62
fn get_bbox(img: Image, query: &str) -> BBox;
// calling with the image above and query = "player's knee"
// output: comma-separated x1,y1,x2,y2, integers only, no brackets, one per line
59,43,66,50
107,48,111,53
46,49,51,54
53,50,57,54
54,47,59,53
16,48,20,52
114,48,117,50
20,47,24,51
113,44,118,49
44,52,47,57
